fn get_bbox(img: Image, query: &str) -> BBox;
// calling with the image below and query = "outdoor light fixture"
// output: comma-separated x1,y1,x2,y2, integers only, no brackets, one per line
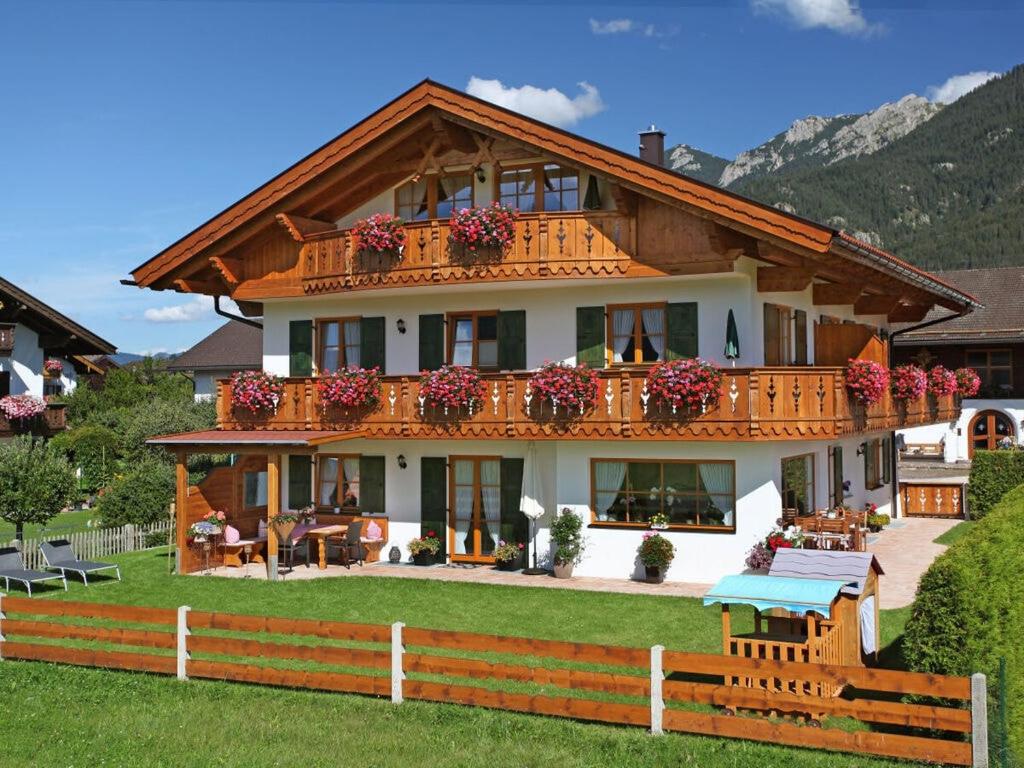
396,319,406,334
474,166,486,183
397,454,407,469
856,443,866,456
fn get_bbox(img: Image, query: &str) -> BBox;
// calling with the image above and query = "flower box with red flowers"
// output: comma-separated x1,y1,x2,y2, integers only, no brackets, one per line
954,367,981,398
353,213,406,256
927,365,958,398
448,203,518,258
644,358,723,416
526,362,599,419
43,358,64,378
844,358,890,407
0,394,46,426
890,364,927,402
317,367,383,413
230,370,285,416
417,365,487,418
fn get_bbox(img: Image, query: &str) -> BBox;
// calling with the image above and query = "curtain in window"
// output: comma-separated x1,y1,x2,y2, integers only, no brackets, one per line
319,458,339,507
342,458,360,507
641,308,666,360
343,322,361,369
594,461,627,521
481,460,501,551
451,319,474,366
698,463,734,526
454,485,474,555
612,310,634,363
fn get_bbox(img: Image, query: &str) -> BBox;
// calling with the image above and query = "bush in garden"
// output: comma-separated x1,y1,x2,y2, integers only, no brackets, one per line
119,398,217,465
49,425,121,493
95,456,175,528
0,436,77,540
968,449,1024,520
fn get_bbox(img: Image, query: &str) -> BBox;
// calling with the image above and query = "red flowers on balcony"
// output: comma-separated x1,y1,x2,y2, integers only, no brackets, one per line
927,365,958,398
317,367,383,410
418,365,487,416
527,362,599,417
954,367,981,398
448,203,518,252
353,213,406,255
890,364,927,401
844,359,890,406
43,358,64,377
644,358,723,414
0,394,46,422
230,370,284,415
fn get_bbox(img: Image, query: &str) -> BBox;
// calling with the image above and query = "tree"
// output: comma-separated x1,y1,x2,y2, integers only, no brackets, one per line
95,456,175,528
0,436,77,541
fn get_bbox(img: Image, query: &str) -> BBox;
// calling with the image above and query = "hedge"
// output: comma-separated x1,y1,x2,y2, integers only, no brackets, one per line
903,482,1024,759
967,449,1024,519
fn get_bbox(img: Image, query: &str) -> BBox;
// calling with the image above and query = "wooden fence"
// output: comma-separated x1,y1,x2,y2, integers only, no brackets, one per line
3,521,172,571
0,598,986,767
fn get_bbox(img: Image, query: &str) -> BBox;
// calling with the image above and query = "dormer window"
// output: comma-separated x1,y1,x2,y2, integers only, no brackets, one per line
395,174,474,221
498,163,578,213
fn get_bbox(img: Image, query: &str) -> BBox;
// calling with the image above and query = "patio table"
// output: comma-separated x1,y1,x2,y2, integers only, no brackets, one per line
304,524,347,569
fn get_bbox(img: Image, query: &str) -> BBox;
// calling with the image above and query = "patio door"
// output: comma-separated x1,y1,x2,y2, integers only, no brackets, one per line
968,410,1014,457
449,456,501,562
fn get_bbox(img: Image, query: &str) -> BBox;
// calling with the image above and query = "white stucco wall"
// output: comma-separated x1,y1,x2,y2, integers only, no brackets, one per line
192,369,238,402
898,399,1024,462
0,322,78,397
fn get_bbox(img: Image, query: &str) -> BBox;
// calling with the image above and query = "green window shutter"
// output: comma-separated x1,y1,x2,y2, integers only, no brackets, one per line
289,320,313,377
419,314,445,372
832,446,844,507
882,437,892,484
794,309,808,366
763,304,781,366
360,317,386,372
359,455,385,515
287,455,312,509
420,457,447,560
576,306,605,367
666,302,699,360
499,458,527,546
497,310,526,371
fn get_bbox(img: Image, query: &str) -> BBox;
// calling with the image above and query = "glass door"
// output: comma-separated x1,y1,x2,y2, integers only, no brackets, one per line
449,457,501,562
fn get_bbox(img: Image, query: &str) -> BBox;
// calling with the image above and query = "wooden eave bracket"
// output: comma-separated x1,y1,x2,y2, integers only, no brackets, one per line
276,213,338,243
707,222,759,260
812,282,864,306
756,266,814,293
888,302,933,323
208,256,242,288
854,293,903,316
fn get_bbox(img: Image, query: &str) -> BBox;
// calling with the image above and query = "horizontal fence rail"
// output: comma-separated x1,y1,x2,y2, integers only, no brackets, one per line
0,598,981,767
4,521,172,571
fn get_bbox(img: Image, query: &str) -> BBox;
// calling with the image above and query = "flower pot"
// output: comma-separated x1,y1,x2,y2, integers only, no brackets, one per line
273,520,296,543
644,565,664,584
412,552,434,567
553,561,574,579
495,552,524,572
650,523,669,530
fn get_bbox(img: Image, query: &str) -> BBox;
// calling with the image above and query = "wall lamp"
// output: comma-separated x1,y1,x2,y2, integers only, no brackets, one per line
396,319,407,334
856,443,866,456
397,454,407,470
474,166,486,183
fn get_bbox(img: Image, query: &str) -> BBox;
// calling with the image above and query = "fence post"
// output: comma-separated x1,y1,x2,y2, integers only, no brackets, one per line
972,672,989,768
176,605,191,681
391,621,405,704
650,644,664,735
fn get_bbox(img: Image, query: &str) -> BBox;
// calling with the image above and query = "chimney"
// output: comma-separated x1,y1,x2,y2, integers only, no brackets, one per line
638,124,665,166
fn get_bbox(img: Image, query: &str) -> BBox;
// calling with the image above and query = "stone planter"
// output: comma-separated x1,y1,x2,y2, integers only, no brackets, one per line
644,565,664,584
412,552,435,567
553,561,574,579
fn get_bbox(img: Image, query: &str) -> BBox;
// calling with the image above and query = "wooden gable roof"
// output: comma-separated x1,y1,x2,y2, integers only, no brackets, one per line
0,275,116,355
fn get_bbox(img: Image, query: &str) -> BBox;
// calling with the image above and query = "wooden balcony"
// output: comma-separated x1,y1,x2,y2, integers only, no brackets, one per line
299,211,638,295
0,402,67,437
0,323,14,356
215,368,958,442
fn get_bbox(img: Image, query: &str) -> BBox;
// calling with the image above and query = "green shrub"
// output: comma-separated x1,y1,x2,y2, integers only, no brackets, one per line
144,529,170,548
0,436,77,540
904,483,1024,758
96,457,175,528
49,425,122,493
119,398,216,464
967,449,1024,519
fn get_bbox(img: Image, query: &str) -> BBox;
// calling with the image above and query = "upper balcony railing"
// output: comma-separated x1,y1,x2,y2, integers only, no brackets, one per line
0,402,66,437
216,368,958,442
300,211,637,294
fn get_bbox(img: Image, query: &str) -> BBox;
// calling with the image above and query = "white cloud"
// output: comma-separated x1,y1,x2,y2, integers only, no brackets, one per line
927,71,1000,104
143,295,213,323
751,0,883,36
465,78,606,128
590,18,636,35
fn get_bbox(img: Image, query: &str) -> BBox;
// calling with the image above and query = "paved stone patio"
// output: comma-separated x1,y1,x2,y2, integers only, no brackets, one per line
866,516,960,609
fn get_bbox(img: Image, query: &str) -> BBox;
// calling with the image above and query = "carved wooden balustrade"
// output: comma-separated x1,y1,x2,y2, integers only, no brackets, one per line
300,211,637,294
216,368,958,441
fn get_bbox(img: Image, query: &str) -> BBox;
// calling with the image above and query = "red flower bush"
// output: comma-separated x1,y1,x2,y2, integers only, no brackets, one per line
0,394,46,421
645,358,723,413
448,203,518,252
890,364,927,401
230,370,284,414
418,365,487,413
954,367,981,398
353,213,406,254
844,359,890,406
527,362,599,415
317,367,382,409
927,365,958,398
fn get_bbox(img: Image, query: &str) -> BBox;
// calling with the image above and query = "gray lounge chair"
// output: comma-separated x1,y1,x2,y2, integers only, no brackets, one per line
40,539,121,585
0,546,67,596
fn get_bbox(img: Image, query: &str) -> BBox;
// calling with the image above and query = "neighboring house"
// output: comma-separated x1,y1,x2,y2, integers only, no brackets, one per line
895,266,1024,463
0,275,117,436
167,320,263,402
129,81,976,583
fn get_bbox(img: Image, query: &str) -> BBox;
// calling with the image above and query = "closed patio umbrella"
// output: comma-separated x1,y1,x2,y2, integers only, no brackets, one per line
724,308,740,367
520,442,547,575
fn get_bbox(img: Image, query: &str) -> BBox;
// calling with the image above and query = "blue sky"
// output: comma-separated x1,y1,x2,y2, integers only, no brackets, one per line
0,0,1019,355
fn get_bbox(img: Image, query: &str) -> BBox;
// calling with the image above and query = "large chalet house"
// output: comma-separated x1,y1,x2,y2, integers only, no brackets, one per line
129,81,976,582
0,275,116,437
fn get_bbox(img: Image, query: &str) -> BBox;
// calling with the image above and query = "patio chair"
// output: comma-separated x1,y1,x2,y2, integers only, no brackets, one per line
39,539,121,585
274,527,309,575
0,546,68,596
326,521,365,569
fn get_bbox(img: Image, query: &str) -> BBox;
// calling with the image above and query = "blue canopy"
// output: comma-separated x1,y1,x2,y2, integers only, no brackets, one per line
703,574,853,619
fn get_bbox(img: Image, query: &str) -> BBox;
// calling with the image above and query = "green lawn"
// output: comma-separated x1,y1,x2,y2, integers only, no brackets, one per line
933,520,977,547
0,508,99,540
0,548,923,768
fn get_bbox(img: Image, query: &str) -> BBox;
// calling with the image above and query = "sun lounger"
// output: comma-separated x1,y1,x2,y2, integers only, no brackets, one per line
0,546,68,596
39,539,121,585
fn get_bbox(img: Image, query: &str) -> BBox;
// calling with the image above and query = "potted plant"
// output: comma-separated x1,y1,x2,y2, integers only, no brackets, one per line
527,362,599,419
954,367,981,398
230,370,285,415
353,213,406,256
0,394,46,426
649,511,670,530
317,366,383,411
448,202,518,256
644,358,723,416
271,511,300,544
550,507,585,578
867,513,891,532
493,540,525,571
408,530,441,566
637,532,675,583
418,365,487,418
890,364,927,402
43,358,63,378
745,520,805,572
844,359,890,407
927,365,958,399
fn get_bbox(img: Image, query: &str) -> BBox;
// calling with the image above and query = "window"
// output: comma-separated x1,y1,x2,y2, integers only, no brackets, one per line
591,459,735,530
966,349,1012,394
608,304,666,365
498,163,579,213
317,318,360,373
317,455,360,510
43,380,64,398
243,471,268,509
782,454,815,516
448,311,498,370
396,174,474,221
864,439,883,490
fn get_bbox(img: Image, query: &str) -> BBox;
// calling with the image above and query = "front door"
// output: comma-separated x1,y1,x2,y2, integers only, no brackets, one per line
969,410,1015,457
450,456,501,562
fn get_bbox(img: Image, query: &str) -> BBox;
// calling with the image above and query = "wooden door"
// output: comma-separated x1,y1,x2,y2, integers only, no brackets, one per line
901,483,964,518
449,456,501,562
968,410,1015,457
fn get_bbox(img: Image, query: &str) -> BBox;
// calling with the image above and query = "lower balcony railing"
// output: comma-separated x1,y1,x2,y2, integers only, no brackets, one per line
216,368,959,441
0,402,67,437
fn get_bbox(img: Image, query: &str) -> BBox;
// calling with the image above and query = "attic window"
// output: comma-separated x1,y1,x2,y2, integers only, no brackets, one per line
395,174,473,221
498,164,579,213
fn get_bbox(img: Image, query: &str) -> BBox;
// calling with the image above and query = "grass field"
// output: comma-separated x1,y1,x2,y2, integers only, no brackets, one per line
933,520,977,547
0,508,99,540
0,548,927,768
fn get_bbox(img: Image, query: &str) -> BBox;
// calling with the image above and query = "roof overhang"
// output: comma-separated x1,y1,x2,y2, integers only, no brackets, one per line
0,276,117,355
146,429,364,454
